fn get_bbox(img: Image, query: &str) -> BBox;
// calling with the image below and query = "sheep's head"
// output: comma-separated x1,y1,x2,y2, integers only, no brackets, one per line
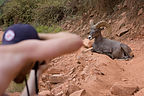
88,20,107,40
88,27,104,40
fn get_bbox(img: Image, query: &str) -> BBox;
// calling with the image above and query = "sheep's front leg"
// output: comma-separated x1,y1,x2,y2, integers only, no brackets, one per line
82,47,93,53
92,48,103,54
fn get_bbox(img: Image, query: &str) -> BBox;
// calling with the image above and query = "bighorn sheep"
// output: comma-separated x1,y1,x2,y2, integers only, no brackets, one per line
88,20,134,60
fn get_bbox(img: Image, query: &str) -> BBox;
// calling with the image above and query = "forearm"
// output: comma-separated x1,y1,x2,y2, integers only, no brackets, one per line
11,32,83,62
36,34,83,60
38,31,75,40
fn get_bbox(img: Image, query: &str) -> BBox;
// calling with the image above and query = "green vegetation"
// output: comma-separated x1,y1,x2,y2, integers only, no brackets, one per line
36,25,62,33
6,81,25,93
1,0,38,26
0,0,5,15
0,0,122,32
0,0,70,33
0,0,5,6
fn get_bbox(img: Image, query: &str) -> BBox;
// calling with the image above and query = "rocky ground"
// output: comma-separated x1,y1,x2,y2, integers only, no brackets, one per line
7,38,144,96
37,1,144,95
37,37,144,96
4,0,144,96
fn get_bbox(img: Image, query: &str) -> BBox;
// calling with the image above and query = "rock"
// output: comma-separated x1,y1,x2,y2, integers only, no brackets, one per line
66,84,81,95
108,19,112,24
68,67,75,75
123,0,127,7
110,81,139,96
69,89,89,96
47,68,62,74
121,12,126,16
55,91,64,96
49,74,65,84
39,90,53,96
116,17,126,29
83,39,94,48
134,88,144,96
138,8,143,16
141,24,144,28
116,27,130,37
82,79,111,96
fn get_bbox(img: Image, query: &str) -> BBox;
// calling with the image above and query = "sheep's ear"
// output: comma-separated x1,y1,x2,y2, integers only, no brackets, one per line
89,19,94,27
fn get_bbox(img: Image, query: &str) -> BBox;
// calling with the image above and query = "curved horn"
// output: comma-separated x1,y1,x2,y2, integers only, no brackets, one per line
94,21,110,29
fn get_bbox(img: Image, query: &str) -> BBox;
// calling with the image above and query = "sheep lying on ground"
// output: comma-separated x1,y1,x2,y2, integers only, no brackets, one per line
88,20,134,60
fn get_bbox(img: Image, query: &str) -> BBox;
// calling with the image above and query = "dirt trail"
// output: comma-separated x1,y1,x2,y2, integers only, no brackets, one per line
120,39,144,88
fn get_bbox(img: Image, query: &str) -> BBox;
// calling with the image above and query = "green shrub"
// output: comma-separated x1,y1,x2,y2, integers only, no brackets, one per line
0,0,70,26
0,0,123,27
35,6,65,25
0,0,5,7
1,0,38,26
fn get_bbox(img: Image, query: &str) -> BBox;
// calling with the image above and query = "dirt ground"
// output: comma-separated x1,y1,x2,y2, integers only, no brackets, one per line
5,0,144,95
7,38,144,96
35,37,143,96
37,1,144,95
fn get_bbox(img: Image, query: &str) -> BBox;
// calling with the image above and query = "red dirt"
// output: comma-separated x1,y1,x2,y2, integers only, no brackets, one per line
38,1,144,95
7,0,144,95
38,38,144,96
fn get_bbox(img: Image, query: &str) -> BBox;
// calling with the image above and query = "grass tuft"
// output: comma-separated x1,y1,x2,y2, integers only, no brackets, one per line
6,81,25,93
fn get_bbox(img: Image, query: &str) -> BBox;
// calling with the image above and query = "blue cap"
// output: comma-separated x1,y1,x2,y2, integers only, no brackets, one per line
2,24,40,45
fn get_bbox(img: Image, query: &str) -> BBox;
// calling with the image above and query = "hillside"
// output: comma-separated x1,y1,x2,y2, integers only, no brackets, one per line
3,0,144,96
39,0,144,96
